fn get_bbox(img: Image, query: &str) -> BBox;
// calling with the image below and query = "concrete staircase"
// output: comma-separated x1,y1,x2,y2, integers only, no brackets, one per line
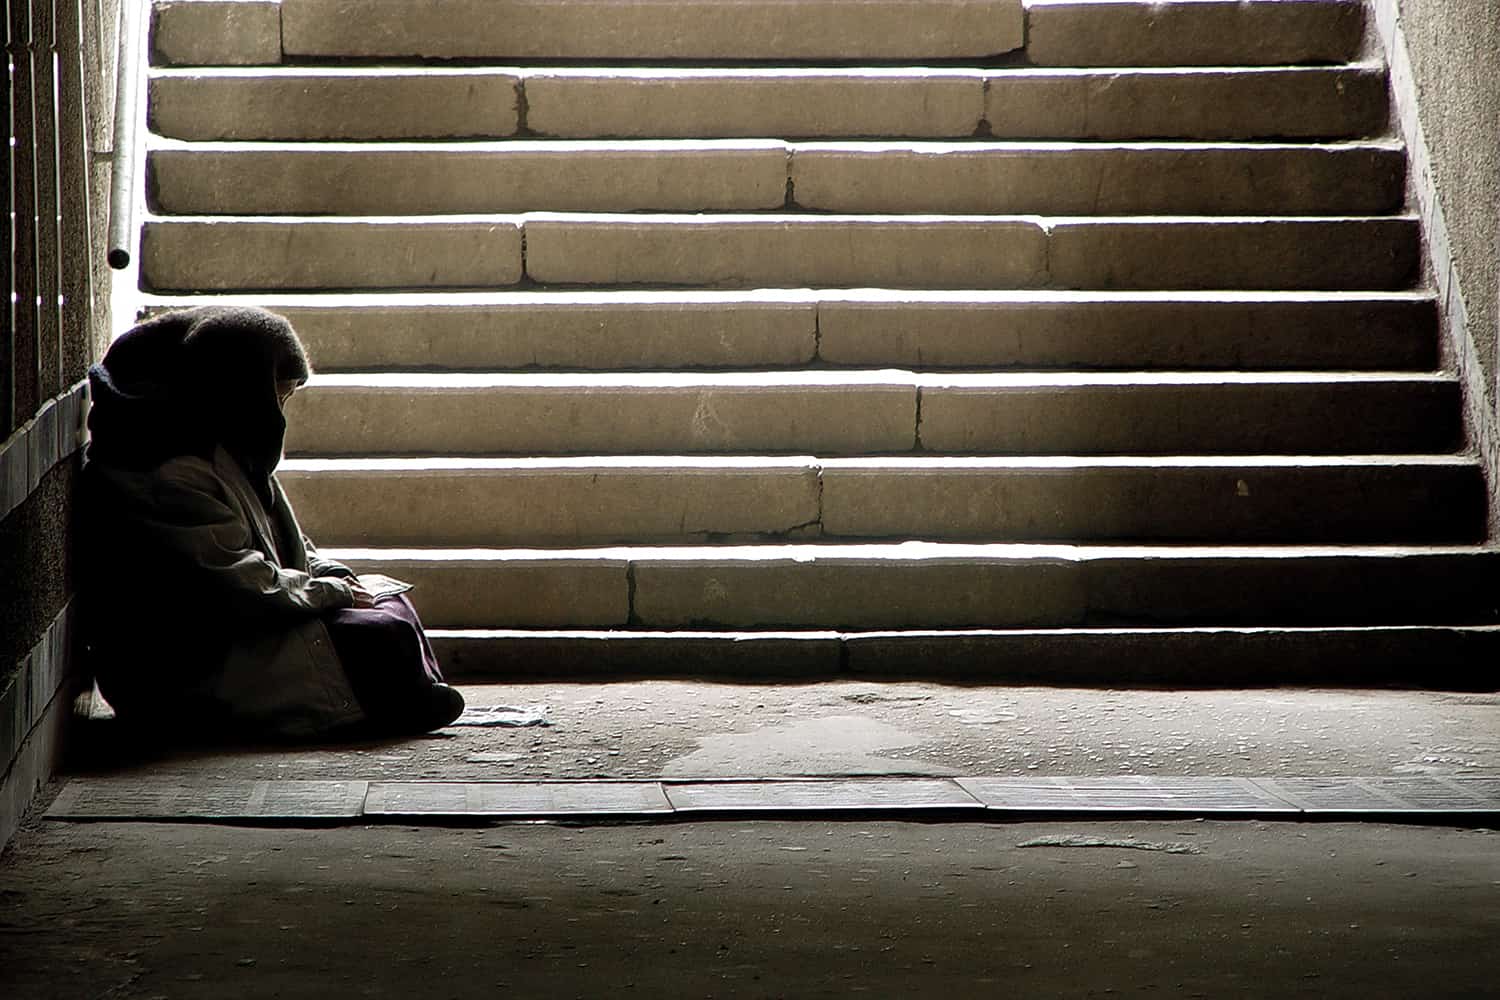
137,0,1500,683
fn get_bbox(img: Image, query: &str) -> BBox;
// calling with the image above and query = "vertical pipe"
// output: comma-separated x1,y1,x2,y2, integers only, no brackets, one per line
103,0,137,269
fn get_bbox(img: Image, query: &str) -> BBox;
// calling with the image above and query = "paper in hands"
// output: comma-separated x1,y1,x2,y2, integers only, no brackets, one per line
355,572,414,600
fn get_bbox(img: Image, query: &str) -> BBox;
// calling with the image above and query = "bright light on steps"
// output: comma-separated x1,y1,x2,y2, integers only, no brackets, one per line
143,212,1421,226
147,64,1389,81
320,543,1500,563
278,454,1480,472
425,625,1500,639
304,370,1454,388
137,288,1441,308
145,139,1409,155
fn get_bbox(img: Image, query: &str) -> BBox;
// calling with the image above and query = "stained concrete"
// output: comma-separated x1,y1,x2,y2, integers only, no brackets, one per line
279,456,1484,547
59,681,1500,784
140,219,525,292
149,71,523,141
168,290,1435,373
664,715,952,778
279,0,1026,60
3,818,1499,998
1022,0,1365,67
9,683,1499,994
284,377,918,457
151,0,282,66
149,144,791,216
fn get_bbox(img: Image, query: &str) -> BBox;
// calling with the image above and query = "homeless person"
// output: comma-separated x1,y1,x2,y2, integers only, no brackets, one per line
79,305,465,740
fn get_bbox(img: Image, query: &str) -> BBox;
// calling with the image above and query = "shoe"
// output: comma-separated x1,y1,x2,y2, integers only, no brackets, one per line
413,683,466,733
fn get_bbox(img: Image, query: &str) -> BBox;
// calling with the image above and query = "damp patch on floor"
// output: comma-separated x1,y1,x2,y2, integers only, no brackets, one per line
665,778,978,813
956,776,1300,815
42,775,1500,824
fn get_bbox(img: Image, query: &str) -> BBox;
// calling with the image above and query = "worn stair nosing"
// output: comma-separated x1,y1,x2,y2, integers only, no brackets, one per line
321,543,1500,562
300,370,1454,388
137,288,1442,307
426,625,1500,639
146,138,1409,154
279,454,1481,473
148,63,1387,81
144,211,1420,224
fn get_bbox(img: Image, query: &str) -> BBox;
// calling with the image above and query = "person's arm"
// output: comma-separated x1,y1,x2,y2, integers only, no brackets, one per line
147,461,356,622
303,534,356,579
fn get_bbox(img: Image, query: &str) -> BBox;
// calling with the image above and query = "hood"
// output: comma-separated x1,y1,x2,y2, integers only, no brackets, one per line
86,306,310,506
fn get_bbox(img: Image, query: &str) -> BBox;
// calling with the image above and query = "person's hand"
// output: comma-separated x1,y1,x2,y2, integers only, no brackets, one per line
347,581,377,608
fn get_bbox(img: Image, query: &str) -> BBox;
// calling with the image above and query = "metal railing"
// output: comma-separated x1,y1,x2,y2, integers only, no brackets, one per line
106,0,144,270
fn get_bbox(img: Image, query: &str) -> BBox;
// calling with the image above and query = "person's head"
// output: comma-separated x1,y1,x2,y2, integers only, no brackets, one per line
88,306,311,501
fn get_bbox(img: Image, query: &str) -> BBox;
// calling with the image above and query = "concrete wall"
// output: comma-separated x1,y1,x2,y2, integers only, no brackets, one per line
2,0,120,851
1370,0,1500,526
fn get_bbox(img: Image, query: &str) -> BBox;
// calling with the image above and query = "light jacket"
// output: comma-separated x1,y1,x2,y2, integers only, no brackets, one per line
82,444,366,738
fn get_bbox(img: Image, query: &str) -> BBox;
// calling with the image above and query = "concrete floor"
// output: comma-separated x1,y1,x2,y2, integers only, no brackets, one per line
64,681,1500,782
4,819,1500,998
5,681,1500,997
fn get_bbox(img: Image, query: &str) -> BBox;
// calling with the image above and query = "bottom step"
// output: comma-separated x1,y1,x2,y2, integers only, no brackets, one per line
328,544,1500,630
430,626,1500,689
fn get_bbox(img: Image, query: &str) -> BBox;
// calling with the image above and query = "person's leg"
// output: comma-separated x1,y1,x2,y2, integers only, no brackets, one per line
324,604,463,733
366,594,445,685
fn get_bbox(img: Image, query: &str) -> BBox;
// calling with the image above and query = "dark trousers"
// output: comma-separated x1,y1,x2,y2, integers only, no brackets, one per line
323,595,445,726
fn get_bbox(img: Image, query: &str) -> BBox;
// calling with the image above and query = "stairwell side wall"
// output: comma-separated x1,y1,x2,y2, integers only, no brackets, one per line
1369,0,1500,534
1,0,120,854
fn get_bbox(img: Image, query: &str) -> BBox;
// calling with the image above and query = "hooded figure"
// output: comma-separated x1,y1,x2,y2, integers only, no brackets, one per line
80,306,464,740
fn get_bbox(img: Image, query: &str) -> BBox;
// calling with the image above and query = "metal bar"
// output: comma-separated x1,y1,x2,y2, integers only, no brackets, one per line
104,0,140,269
3,1,17,438
9,0,42,428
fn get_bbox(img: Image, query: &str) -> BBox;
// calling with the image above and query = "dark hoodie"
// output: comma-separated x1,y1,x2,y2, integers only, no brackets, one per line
85,305,311,511
79,307,347,729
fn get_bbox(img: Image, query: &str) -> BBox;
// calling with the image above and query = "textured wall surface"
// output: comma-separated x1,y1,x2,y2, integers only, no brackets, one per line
1398,0,1500,375
1372,0,1500,524
0,463,78,673
2,0,118,841
2,0,116,672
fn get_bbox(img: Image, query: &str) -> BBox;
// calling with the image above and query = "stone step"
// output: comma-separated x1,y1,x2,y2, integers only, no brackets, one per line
1023,0,1365,68
281,372,1460,457
147,141,1406,217
152,0,1362,68
148,66,1387,142
138,290,1439,373
278,0,1025,61
429,626,1500,686
277,455,1485,547
317,543,1500,629
139,215,1420,292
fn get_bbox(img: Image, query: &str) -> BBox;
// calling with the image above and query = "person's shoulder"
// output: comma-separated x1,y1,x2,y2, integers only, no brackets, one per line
86,451,213,496
154,453,220,491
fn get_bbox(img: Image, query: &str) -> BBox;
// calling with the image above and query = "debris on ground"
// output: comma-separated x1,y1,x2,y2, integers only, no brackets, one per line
447,705,550,728
841,692,932,705
1017,834,1204,855
464,752,524,765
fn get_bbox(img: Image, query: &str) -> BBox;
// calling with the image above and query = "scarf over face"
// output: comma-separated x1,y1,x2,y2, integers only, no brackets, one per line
86,306,311,509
